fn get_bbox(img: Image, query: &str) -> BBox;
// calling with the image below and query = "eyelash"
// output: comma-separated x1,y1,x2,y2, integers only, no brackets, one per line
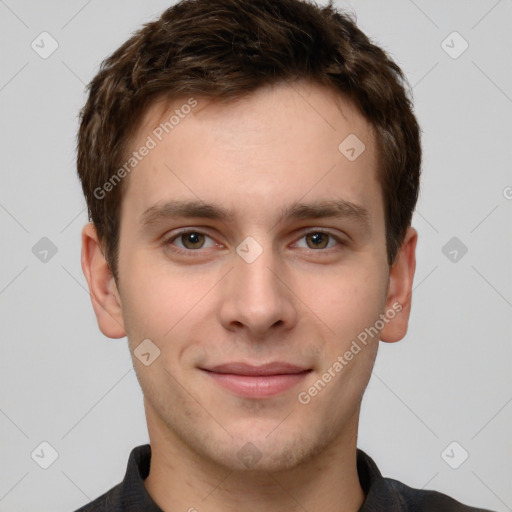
163,229,346,257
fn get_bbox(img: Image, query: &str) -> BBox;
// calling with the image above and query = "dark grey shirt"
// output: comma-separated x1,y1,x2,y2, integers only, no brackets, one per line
73,444,494,511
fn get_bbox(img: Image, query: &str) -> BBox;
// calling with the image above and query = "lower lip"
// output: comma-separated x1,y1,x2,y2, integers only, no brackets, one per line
203,371,310,398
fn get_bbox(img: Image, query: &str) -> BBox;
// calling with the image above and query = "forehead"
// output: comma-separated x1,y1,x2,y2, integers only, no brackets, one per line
120,82,381,229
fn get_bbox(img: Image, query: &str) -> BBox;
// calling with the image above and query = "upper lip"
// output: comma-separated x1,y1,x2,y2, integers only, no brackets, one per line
203,362,311,376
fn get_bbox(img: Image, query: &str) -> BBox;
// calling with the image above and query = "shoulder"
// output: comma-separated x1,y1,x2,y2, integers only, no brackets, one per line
356,449,495,512
71,482,122,512
70,444,155,512
384,476,495,512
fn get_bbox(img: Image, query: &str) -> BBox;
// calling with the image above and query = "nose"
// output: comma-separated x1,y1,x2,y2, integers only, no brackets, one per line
218,240,298,339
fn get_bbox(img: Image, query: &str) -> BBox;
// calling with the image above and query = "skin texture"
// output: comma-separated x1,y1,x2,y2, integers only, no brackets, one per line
81,81,417,512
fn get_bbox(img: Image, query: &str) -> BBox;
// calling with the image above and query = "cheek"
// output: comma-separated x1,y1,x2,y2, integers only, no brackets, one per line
120,250,181,315
119,241,388,353
301,261,387,340
119,255,215,357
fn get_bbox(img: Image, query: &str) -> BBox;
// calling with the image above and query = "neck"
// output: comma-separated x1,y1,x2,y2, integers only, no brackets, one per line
143,406,365,512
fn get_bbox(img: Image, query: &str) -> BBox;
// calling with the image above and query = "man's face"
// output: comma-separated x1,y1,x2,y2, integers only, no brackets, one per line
113,82,395,471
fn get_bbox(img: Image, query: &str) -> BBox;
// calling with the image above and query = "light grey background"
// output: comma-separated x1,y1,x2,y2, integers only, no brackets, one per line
0,0,511,511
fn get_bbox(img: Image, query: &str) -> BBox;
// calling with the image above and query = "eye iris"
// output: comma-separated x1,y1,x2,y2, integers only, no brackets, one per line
307,232,328,249
182,232,204,249
178,233,331,250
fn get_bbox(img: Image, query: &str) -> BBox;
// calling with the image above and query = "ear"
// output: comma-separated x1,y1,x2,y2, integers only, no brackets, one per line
81,222,126,339
380,226,418,343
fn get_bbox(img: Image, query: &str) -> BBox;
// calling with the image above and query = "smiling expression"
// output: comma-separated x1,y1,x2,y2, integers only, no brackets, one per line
96,81,411,471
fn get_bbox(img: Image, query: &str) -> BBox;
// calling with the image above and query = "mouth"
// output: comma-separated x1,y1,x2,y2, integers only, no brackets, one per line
200,362,312,398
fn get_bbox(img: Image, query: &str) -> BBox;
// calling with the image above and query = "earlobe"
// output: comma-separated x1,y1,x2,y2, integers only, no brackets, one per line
380,226,418,344
81,222,126,339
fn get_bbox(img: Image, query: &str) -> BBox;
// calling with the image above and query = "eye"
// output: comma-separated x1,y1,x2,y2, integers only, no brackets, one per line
164,230,217,253
295,231,343,250
163,229,345,257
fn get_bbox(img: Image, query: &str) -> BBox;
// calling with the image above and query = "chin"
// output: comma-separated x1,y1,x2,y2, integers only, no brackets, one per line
205,427,328,473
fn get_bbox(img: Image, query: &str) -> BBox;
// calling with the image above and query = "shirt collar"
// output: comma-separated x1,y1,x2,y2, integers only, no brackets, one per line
117,444,162,511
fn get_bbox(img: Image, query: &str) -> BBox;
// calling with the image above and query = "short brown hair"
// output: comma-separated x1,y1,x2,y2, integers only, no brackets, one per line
77,0,421,283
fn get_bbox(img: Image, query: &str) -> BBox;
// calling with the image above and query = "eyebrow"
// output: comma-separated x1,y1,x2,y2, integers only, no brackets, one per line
140,198,371,231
